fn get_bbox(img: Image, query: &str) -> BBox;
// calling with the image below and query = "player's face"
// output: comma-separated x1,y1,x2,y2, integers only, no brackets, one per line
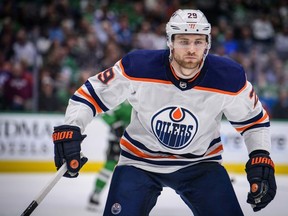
171,34,207,71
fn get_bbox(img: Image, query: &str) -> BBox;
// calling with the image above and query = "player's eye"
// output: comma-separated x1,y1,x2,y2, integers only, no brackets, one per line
179,40,189,45
194,40,204,46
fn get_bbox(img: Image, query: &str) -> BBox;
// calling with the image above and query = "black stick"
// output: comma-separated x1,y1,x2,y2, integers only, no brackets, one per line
20,162,67,216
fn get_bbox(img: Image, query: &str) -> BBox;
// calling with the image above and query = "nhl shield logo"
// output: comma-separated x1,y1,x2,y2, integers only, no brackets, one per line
151,106,198,149
179,81,187,89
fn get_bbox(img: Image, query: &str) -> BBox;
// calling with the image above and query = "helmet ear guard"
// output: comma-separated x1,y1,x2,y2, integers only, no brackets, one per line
166,9,211,50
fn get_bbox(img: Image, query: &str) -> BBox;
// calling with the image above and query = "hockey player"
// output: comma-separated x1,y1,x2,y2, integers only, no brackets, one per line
88,102,132,210
53,9,277,216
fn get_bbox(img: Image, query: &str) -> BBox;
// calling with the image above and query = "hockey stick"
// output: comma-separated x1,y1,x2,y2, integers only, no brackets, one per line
20,162,67,216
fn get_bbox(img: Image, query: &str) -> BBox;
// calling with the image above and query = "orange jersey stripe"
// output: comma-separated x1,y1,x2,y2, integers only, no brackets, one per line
77,87,103,114
235,111,269,133
169,63,201,82
120,138,177,159
119,60,172,84
205,145,223,156
194,81,248,95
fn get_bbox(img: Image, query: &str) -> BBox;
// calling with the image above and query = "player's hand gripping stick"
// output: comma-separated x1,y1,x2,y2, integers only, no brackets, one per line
245,151,277,212
21,152,87,216
53,125,88,177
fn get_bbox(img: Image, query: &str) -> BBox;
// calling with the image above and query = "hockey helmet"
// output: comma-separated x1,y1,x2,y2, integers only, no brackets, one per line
166,9,211,50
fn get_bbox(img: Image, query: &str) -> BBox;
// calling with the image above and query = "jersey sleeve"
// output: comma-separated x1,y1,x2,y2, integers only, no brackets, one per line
64,60,132,133
223,81,271,154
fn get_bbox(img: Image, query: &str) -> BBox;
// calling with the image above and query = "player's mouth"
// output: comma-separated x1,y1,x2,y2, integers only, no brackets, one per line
184,56,197,61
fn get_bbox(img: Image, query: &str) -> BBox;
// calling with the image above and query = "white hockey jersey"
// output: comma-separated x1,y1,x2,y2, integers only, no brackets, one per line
64,49,271,173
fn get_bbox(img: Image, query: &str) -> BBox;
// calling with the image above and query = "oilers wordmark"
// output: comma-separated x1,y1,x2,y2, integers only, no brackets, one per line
155,121,194,145
151,106,198,149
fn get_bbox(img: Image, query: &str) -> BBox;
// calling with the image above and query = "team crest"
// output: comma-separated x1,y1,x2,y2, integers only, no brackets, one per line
151,106,198,149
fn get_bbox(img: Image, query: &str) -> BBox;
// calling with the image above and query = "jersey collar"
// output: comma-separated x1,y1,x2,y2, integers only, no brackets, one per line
165,57,208,91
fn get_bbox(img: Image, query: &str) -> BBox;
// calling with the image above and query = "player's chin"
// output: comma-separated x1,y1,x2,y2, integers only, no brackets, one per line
183,62,198,69
184,58,198,64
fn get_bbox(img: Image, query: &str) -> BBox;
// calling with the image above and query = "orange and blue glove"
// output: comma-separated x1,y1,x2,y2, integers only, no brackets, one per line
245,150,277,212
53,125,88,178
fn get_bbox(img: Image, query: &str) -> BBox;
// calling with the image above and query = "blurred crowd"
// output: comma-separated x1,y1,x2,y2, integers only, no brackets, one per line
0,0,288,119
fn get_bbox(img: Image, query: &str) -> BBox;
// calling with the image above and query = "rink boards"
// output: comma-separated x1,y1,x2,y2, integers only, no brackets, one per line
0,113,287,174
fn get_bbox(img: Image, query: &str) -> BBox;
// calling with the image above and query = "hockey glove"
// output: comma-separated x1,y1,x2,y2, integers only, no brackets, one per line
245,150,277,212
53,125,88,178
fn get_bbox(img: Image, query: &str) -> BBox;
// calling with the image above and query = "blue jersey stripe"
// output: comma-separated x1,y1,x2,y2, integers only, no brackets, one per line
229,111,263,125
208,137,221,148
124,132,222,159
71,95,96,116
121,150,222,166
85,80,109,112
241,122,270,135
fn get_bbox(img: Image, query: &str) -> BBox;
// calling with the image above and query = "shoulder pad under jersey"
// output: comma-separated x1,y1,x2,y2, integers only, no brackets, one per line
198,54,247,93
120,49,170,81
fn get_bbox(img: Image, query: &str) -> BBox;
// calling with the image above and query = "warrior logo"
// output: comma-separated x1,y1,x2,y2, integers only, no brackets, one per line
151,106,198,149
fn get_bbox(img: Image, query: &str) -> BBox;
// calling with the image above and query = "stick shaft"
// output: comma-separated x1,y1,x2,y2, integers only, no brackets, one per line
36,162,67,204
20,201,38,216
21,162,67,216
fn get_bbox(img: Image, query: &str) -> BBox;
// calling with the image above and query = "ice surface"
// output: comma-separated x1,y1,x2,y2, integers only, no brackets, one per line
0,173,286,216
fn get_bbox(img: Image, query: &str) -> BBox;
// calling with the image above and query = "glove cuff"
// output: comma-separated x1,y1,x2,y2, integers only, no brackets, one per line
249,149,270,158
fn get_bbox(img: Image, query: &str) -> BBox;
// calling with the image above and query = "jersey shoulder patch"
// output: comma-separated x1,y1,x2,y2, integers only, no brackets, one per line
120,49,169,81
199,54,247,93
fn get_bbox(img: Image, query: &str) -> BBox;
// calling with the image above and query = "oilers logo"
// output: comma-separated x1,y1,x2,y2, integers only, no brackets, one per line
151,106,198,149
